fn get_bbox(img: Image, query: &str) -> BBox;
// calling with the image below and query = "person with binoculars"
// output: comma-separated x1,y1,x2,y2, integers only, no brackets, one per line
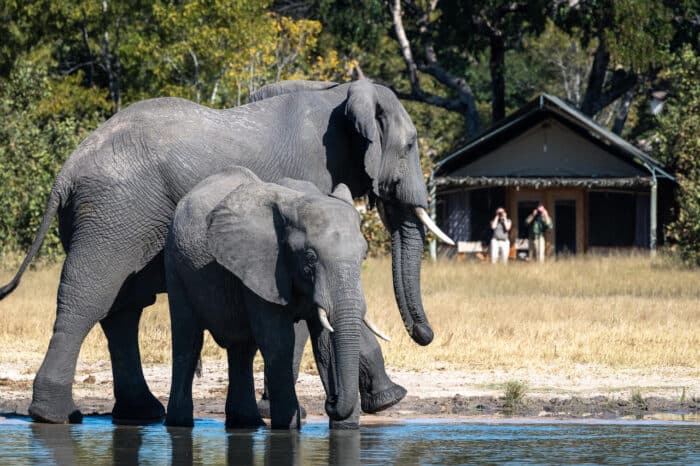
525,203,552,263
490,207,512,264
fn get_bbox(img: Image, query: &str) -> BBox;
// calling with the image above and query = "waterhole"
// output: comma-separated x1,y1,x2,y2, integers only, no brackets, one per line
0,416,698,465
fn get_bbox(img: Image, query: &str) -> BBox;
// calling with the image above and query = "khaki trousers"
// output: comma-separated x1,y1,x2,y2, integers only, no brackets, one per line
529,236,546,263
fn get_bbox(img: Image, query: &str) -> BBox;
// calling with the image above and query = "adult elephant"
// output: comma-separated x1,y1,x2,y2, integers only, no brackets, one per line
0,79,453,424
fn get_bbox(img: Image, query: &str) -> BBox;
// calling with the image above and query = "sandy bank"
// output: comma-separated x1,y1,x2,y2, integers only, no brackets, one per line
1,360,697,422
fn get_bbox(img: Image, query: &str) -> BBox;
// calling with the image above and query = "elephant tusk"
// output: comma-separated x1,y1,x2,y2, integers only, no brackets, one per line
195,357,203,378
318,307,335,333
415,207,456,246
363,316,391,342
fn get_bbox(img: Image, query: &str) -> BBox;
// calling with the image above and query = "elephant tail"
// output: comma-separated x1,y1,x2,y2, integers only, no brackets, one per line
0,180,65,300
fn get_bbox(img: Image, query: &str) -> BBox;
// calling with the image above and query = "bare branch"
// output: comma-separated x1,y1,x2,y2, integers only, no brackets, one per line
389,0,420,95
80,10,95,85
352,62,366,80
187,48,201,103
387,0,482,135
60,61,96,76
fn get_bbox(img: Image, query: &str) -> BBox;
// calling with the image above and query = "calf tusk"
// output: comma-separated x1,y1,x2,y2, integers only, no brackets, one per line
363,316,391,342
415,207,456,246
318,307,335,333
195,357,203,378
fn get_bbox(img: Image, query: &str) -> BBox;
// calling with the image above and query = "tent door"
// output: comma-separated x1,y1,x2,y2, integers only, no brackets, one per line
554,200,577,255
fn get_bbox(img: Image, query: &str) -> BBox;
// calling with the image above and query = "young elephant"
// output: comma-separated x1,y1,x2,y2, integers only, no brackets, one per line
164,167,376,429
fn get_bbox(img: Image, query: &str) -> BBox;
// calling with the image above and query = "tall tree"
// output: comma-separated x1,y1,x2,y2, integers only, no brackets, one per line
556,0,677,131
384,1,551,136
655,46,700,264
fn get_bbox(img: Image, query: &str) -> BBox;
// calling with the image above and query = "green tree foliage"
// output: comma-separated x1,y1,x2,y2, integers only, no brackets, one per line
523,19,596,107
0,0,347,259
656,47,700,265
0,51,108,259
1,0,699,260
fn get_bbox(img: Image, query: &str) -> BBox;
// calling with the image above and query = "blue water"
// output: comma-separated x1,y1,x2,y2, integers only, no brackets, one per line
0,416,698,465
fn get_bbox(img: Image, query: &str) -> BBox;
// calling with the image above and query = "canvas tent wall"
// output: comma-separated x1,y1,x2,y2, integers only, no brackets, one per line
431,94,675,259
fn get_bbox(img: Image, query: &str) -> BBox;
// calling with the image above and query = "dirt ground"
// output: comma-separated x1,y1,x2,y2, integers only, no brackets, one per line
1,359,698,422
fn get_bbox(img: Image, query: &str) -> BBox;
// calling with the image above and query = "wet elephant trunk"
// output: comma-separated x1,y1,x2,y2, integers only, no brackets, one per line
324,305,361,421
381,201,434,346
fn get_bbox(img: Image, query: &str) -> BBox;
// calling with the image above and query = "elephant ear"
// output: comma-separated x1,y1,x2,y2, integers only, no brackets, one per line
277,177,324,196
330,183,354,206
345,79,382,197
206,182,295,306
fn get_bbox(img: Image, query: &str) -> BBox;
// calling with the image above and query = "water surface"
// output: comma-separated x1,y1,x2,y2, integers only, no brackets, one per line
0,415,697,465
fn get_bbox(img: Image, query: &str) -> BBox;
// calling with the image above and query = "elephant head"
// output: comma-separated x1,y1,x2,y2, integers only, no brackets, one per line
344,80,454,345
206,177,368,421
250,80,454,346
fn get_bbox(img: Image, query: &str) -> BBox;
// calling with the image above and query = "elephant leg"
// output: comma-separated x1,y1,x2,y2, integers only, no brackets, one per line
263,323,406,418
225,342,265,428
248,302,299,429
258,321,309,419
359,323,407,414
165,275,204,427
29,247,130,424
100,299,165,424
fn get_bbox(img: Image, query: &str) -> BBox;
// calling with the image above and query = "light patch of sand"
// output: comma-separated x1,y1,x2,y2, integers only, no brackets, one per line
1,359,697,407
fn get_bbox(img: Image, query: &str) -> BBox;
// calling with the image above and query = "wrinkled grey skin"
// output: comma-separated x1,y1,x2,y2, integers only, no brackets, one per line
0,79,431,424
257,318,406,421
259,179,407,420
165,168,366,429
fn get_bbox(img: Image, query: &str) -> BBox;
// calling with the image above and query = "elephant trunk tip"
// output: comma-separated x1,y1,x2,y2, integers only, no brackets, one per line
411,323,434,346
324,399,356,421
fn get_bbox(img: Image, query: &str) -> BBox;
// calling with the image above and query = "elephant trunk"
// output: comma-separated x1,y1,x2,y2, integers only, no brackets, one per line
382,201,434,346
324,299,361,421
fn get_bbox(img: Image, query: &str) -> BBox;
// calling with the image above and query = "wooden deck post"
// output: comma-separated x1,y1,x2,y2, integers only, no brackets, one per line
650,176,657,256
429,171,437,261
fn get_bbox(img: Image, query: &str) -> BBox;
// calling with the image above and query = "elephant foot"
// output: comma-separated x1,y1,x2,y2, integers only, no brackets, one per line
29,400,83,424
360,383,407,414
226,415,266,429
112,394,166,425
257,398,306,420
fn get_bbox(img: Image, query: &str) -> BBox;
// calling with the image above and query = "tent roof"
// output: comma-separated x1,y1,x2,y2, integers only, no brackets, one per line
435,94,674,181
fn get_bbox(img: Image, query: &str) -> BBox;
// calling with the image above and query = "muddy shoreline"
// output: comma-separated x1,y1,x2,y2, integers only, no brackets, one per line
1,361,698,423
1,392,698,424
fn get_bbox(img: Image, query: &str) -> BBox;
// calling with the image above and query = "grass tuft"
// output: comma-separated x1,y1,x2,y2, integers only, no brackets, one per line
631,390,648,410
502,380,528,412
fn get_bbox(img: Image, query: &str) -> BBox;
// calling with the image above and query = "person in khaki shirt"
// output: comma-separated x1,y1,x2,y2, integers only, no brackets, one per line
526,203,552,263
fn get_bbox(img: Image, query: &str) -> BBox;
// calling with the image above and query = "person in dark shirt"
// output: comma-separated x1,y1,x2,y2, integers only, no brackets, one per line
526,203,552,263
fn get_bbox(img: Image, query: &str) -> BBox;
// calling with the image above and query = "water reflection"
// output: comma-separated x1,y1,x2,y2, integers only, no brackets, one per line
0,416,698,465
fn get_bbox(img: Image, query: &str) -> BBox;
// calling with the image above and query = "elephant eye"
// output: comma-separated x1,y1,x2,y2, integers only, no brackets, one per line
304,249,318,264
302,249,317,278
407,136,417,150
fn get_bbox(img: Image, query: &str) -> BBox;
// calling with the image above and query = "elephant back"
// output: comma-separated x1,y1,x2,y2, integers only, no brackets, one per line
248,80,339,103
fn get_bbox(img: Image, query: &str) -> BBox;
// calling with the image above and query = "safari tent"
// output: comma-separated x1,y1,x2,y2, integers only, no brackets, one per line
432,94,675,259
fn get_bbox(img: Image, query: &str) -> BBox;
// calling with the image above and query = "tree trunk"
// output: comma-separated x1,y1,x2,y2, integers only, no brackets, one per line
612,88,636,135
490,32,506,123
581,37,610,116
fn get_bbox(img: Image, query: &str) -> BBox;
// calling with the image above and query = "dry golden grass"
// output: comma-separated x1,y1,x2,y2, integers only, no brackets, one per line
1,255,699,373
